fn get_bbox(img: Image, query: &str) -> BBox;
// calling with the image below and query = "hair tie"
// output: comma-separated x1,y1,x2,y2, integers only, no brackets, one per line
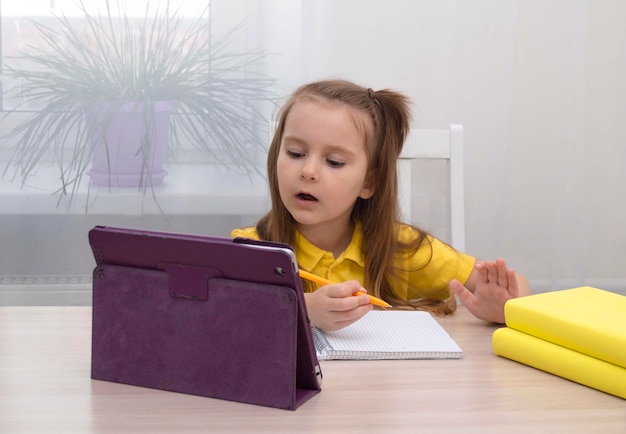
367,88,376,99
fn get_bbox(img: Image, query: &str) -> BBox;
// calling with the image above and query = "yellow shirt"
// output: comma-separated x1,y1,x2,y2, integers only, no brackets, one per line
231,224,475,301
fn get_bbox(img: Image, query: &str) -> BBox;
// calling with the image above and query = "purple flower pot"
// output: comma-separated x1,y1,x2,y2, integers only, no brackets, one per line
89,101,177,188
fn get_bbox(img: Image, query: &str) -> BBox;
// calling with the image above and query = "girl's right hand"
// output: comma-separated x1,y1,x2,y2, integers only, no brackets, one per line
304,280,373,331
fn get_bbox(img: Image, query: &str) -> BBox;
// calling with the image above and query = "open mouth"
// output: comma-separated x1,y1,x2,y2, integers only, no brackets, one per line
297,192,318,202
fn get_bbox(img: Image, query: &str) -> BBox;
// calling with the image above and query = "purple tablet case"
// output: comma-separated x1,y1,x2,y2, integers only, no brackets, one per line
88,225,322,410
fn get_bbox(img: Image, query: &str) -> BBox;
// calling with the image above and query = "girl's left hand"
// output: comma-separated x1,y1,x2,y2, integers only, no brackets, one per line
449,258,521,324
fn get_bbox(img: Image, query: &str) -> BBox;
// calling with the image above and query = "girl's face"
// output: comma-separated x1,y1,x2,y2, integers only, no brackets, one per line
277,98,374,232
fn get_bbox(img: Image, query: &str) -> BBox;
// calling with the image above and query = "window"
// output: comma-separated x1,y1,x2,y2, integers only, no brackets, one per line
0,0,280,215
0,0,307,305
1,1,213,110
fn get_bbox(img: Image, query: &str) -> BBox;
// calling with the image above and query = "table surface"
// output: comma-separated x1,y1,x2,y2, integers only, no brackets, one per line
1,306,624,434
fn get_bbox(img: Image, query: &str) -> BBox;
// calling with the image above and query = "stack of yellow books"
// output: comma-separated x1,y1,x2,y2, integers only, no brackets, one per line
492,286,626,399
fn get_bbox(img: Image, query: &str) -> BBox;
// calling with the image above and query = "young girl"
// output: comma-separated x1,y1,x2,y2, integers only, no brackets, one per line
232,79,531,331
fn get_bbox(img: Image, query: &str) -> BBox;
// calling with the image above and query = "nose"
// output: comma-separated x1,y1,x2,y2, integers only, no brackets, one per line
300,159,319,182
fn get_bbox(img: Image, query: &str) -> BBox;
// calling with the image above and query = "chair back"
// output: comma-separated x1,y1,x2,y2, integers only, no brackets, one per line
398,124,465,251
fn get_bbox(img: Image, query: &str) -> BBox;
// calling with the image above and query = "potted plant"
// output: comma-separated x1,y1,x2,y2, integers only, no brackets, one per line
1,0,277,204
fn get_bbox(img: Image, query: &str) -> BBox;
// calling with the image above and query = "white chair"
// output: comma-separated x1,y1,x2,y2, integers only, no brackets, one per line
398,124,465,251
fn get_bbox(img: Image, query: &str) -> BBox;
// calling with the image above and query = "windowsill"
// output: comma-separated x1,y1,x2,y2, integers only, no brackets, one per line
0,163,270,215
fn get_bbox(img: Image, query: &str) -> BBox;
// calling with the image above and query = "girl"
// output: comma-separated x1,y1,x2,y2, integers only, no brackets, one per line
232,79,531,331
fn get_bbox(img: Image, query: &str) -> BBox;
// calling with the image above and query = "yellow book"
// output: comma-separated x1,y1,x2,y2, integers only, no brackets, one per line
504,286,626,368
492,327,626,399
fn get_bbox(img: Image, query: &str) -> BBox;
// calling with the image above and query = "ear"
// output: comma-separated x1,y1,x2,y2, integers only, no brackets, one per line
359,176,375,199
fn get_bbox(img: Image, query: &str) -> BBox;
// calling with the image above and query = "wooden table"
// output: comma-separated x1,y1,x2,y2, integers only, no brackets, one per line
1,306,624,433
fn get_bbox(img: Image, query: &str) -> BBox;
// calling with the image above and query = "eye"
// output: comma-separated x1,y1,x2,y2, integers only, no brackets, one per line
327,159,345,168
286,150,304,159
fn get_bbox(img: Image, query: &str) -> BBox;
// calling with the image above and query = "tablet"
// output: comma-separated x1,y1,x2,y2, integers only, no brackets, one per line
88,225,321,410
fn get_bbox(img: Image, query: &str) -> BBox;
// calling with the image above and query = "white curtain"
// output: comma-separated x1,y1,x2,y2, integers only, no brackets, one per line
2,0,625,302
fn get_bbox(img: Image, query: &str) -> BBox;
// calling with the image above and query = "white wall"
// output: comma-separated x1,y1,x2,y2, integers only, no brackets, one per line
281,0,626,293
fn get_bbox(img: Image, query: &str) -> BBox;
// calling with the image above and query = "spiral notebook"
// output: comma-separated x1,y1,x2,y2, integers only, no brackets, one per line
312,310,463,360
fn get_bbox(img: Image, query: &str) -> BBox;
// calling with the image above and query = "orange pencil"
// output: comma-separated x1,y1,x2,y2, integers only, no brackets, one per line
298,269,391,308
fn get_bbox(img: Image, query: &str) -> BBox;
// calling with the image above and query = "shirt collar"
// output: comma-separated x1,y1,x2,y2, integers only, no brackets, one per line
294,223,366,270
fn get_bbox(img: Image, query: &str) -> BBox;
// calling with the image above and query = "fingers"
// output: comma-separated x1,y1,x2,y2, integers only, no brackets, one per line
305,281,373,331
461,258,521,323
477,258,511,289
474,261,489,285
507,269,520,298
326,304,373,331
449,279,474,307
495,258,509,288
325,280,370,310
486,261,499,285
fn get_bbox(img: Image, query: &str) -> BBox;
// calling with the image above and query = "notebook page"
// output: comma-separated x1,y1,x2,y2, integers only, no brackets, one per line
314,310,462,360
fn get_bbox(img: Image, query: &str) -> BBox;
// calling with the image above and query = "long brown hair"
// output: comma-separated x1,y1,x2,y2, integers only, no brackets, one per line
256,79,455,315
